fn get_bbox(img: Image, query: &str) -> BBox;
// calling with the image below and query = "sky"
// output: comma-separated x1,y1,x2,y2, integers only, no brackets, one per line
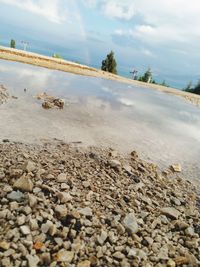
0,0,200,88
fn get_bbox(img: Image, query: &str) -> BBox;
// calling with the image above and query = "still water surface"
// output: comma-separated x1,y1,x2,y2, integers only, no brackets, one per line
0,59,200,182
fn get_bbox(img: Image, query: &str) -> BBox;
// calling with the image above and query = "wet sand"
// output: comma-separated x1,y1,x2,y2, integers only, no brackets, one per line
1,46,200,107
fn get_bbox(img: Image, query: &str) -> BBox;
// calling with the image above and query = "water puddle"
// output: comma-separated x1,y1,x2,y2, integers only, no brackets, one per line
0,59,200,182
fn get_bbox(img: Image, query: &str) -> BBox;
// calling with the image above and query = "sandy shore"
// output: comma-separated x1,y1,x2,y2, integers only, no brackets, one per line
1,46,200,107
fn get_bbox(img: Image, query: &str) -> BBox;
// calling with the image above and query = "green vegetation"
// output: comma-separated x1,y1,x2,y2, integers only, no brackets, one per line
138,68,169,87
101,51,117,74
52,53,62,59
10,39,16,48
184,80,200,95
138,68,152,83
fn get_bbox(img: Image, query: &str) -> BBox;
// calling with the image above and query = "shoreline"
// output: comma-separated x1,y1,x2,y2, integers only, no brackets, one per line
1,46,200,107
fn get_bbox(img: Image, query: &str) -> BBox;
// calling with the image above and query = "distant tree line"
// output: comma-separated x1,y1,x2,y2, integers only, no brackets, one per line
101,51,169,87
184,81,200,95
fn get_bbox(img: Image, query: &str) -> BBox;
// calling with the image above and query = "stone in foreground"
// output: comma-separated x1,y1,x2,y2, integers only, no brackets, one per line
123,213,139,234
161,207,180,220
13,175,33,192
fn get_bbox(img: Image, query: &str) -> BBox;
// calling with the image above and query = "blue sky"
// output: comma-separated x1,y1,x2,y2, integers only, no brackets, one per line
0,0,200,88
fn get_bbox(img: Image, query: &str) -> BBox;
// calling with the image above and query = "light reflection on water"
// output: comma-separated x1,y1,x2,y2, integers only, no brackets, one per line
0,59,200,182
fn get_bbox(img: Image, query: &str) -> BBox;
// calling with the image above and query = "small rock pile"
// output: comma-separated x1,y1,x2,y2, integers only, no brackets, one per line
36,92,65,109
0,141,200,267
0,85,9,104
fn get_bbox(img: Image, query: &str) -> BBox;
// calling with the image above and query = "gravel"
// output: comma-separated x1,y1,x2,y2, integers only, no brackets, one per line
0,141,200,266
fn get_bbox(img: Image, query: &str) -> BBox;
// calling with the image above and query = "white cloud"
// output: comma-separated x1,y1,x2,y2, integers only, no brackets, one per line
141,49,154,57
102,0,135,20
0,0,67,23
83,0,97,8
98,0,200,47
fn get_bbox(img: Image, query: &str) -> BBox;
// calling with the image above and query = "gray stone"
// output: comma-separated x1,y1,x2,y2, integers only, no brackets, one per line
123,213,138,234
97,230,108,245
20,225,31,235
7,191,24,202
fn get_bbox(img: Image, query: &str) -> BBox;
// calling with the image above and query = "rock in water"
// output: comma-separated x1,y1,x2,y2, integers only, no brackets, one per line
13,175,33,192
123,213,138,234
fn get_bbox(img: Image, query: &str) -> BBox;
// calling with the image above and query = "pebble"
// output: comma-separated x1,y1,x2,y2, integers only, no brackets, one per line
17,215,26,225
171,164,182,172
160,207,180,220
167,259,176,267
77,260,91,267
79,207,93,216
40,253,51,265
57,173,67,183
97,230,108,245
20,225,31,235
0,241,10,250
56,249,74,262
109,159,121,168
7,191,24,202
55,205,68,218
113,251,125,259
123,213,138,234
24,160,36,173
26,254,40,267
185,226,195,236
28,194,37,207
57,192,72,203
13,175,33,192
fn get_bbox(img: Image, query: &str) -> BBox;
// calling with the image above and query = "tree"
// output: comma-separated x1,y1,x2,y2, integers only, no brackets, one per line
101,51,117,74
184,81,193,93
52,53,62,59
10,39,16,48
138,68,152,83
193,80,200,94
161,80,169,87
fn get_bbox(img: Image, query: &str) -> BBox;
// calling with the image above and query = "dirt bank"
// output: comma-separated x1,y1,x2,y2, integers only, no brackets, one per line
0,140,200,266
1,46,200,107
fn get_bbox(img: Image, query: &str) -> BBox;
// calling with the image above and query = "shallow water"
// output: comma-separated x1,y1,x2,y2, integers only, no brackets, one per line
0,59,200,182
